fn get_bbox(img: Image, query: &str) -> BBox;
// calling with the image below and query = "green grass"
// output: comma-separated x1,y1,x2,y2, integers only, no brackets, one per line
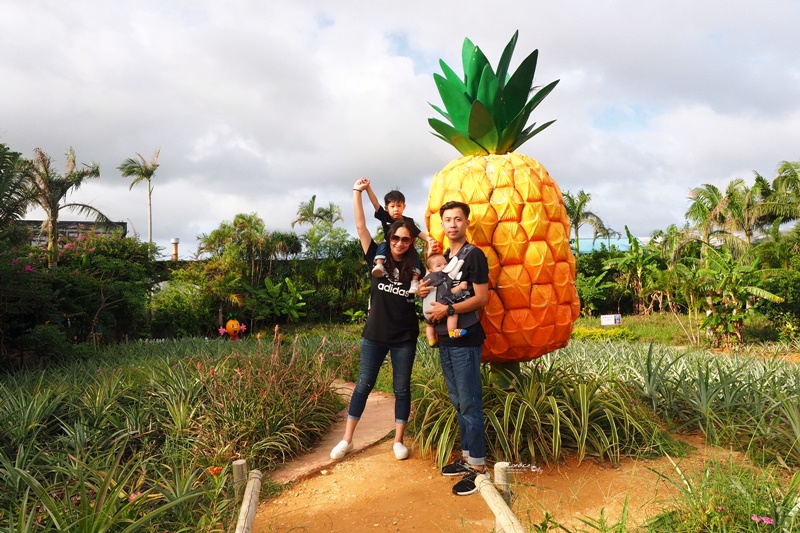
574,314,688,345
575,312,784,347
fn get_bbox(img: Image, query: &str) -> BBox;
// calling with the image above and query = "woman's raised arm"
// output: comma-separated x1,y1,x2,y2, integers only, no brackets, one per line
352,178,372,254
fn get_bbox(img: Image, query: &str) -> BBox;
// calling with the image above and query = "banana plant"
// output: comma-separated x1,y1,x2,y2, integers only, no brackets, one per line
697,246,784,346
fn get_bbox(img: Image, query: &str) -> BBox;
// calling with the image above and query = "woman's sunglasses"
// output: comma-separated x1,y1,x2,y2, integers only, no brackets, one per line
390,235,413,245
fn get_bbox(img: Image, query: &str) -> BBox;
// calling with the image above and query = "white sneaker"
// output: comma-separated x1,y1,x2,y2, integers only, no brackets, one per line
393,442,409,460
408,280,419,294
371,263,386,277
330,440,353,460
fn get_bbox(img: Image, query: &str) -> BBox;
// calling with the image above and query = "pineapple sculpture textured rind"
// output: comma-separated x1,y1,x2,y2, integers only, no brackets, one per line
425,31,580,363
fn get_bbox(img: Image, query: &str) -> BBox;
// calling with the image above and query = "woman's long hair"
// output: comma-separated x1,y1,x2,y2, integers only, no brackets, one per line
384,220,419,284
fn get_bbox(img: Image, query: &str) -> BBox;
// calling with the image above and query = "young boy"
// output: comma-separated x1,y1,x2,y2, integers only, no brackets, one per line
365,183,433,293
422,253,468,347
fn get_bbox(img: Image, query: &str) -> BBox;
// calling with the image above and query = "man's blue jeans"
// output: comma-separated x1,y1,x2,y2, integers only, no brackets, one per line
348,338,416,424
439,344,485,465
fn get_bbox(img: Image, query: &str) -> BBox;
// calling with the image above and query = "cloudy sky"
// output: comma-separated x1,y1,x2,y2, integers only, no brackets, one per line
3,1,799,258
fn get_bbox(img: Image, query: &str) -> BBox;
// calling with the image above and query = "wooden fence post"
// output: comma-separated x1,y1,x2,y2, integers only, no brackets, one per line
232,459,248,502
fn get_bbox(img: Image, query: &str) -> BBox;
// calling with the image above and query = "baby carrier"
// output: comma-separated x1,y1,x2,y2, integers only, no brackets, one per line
422,244,481,335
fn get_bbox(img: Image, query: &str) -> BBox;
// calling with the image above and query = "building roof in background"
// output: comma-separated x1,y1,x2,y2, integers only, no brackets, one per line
22,220,128,247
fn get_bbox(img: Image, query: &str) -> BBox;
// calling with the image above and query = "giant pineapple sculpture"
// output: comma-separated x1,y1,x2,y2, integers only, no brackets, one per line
425,31,580,365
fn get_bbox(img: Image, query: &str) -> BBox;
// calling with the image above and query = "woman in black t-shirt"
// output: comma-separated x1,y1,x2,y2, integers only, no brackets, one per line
330,177,424,462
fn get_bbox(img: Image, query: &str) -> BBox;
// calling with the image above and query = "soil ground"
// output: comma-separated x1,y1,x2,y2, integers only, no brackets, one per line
252,382,746,532
254,434,741,532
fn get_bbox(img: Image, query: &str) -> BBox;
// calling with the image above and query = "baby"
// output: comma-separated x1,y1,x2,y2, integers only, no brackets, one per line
422,253,468,347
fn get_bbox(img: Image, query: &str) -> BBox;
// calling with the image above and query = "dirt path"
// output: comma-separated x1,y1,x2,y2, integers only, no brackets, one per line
254,432,742,532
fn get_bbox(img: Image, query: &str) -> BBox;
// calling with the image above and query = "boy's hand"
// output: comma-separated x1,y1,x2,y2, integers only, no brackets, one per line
427,238,442,255
353,177,369,191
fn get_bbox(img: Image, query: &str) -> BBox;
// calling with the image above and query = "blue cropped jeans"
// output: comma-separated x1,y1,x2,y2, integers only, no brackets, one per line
348,337,416,424
438,344,485,466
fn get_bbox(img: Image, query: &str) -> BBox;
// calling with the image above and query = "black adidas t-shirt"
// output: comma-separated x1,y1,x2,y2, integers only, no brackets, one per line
437,242,488,348
361,240,421,344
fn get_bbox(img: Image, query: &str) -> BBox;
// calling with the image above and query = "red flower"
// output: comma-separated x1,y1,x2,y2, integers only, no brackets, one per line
207,466,223,476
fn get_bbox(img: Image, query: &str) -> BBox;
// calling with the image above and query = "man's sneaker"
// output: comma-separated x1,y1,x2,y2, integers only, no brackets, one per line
330,440,352,460
371,263,386,277
408,279,419,293
393,442,409,460
452,468,482,496
441,458,470,476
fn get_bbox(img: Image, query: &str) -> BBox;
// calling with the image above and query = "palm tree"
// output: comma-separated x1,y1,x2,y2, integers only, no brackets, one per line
775,160,800,198
291,195,318,228
232,212,270,286
24,147,108,268
757,161,800,227
685,183,730,260
291,195,344,228
563,189,605,254
267,230,302,275
649,223,693,267
315,202,344,225
592,221,620,250
756,221,800,269
118,148,160,245
0,143,33,245
721,177,772,250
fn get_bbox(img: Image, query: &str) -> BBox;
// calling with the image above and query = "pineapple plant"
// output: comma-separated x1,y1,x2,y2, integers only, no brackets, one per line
425,31,580,365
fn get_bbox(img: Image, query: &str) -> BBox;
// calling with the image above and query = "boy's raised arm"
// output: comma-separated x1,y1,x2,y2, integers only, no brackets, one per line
365,182,382,213
418,230,439,254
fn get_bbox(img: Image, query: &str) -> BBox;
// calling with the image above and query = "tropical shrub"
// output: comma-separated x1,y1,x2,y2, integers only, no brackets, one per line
411,346,681,468
571,326,637,342
149,264,217,338
246,277,314,324
756,268,800,339
0,248,59,365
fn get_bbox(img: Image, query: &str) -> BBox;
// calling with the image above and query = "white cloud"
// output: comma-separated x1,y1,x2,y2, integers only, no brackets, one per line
3,0,799,258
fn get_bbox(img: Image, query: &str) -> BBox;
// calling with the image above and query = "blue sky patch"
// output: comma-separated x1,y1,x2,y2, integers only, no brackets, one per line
592,105,652,131
388,32,437,75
